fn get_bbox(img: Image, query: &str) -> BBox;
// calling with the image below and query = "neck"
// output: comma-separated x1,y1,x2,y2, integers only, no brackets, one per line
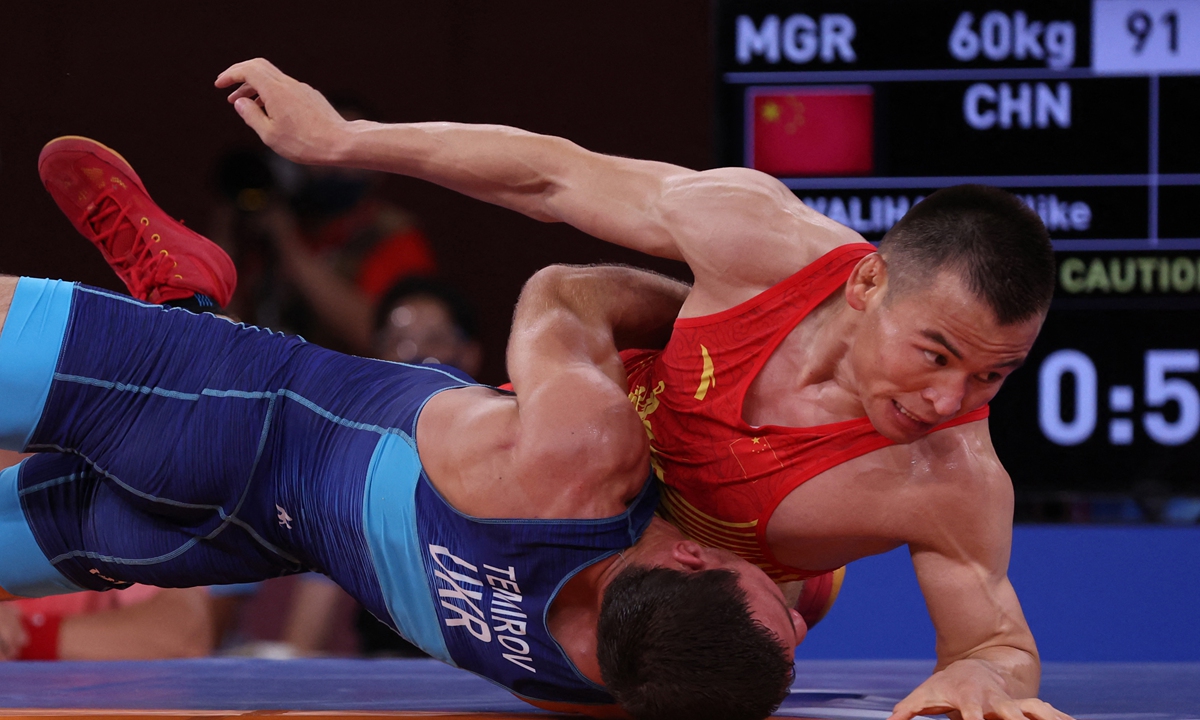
546,519,683,686
545,555,621,686
791,294,864,398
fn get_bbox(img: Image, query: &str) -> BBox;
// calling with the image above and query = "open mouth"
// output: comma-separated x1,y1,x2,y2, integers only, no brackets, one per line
893,400,933,429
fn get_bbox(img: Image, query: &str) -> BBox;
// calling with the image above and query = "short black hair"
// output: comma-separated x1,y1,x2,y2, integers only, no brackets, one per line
878,184,1054,324
374,276,479,339
597,566,794,720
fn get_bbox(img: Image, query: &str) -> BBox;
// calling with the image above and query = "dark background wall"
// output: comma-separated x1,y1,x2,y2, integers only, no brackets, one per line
0,2,711,383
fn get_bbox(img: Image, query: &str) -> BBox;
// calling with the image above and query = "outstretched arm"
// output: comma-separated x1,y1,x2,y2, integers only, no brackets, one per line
894,424,1072,720
215,60,861,308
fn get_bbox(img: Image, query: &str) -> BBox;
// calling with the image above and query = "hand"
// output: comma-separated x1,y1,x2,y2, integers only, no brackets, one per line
0,604,28,660
889,660,1074,720
215,58,350,166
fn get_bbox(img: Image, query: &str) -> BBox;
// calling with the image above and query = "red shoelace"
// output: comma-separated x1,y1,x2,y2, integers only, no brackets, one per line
82,191,181,299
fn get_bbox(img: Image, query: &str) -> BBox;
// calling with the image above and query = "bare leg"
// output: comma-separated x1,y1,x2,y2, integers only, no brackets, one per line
0,277,16,337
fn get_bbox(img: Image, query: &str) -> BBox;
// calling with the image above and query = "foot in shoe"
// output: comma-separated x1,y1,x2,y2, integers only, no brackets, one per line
38,135,237,307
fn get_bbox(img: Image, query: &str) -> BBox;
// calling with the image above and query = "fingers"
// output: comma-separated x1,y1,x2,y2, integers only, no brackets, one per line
1017,699,1076,720
887,707,914,720
889,699,954,720
991,699,1031,720
892,698,1073,720
233,96,272,136
214,57,282,89
887,697,912,720
214,62,251,89
225,82,260,105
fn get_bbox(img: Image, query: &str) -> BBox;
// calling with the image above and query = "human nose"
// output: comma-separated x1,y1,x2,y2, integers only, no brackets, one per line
791,608,808,644
921,375,966,418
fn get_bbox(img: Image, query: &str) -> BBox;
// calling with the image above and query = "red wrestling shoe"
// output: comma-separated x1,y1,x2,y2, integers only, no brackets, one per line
38,136,236,307
794,566,846,629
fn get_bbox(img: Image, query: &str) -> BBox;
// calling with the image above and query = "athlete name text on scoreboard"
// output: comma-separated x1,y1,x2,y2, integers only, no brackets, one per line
715,0,1200,252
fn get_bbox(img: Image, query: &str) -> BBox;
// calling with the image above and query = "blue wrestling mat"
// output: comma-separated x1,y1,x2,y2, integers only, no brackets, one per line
0,659,1195,718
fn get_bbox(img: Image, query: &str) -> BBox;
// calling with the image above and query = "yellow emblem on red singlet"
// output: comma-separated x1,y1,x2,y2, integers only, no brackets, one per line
629,380,667,481
694,345,716,401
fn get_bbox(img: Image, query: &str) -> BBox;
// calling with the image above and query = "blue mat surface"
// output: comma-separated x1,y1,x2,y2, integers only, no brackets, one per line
801,528,1200,663
0,659,1195,718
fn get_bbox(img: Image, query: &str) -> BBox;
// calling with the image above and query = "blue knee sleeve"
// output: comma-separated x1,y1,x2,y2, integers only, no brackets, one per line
0,461,82,597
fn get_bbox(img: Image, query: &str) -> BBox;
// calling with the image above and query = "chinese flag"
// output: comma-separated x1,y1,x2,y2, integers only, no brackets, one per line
750,86,874,176
729,436,784,480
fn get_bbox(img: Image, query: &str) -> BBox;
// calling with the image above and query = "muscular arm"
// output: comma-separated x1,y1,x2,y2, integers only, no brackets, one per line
507,264,689,396
893,422,1066,720
215,60,862,311
503,265,688,500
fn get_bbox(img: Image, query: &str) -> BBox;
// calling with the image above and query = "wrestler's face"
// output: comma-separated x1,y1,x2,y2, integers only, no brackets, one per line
727,552,808,657
668,542,807,656
850,265,1043,444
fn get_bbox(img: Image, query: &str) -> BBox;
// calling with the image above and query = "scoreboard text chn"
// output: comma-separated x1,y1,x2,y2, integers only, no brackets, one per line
716,0,1200,494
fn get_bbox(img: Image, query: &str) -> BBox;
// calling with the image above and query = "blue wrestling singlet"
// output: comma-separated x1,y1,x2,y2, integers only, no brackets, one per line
408,468,657,704
0,278,659,707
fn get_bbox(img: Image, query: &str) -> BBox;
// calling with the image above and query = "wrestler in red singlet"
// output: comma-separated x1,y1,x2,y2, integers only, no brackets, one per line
622,244,988,615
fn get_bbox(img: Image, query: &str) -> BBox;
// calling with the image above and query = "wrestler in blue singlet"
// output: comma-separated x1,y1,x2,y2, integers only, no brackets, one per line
0,278,657,707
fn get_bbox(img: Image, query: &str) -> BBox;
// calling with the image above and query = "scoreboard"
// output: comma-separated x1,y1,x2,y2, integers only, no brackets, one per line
715,0,1200,496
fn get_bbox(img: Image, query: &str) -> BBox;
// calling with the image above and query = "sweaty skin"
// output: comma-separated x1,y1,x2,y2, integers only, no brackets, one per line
212,59,1073,720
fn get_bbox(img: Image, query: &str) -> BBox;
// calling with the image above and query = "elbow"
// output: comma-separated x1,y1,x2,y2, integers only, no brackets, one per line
516,134,585,222
523,263,625,298
525,264,576,289
519,265,584,310
469,127,575,222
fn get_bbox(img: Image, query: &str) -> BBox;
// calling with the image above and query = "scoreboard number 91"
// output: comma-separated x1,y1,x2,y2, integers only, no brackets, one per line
1092,0,1200,74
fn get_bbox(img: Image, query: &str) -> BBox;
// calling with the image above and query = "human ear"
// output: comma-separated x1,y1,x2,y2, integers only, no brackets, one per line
670,541,708,571
845,253,887,311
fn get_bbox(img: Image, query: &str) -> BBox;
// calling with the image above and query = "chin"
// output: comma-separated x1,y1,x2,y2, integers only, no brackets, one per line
867,401,930,444
866,416,913,444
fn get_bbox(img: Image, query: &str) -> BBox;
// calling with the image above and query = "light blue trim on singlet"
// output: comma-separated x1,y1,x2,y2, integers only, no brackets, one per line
0,278,75,451
0,461,83,597
362,432,453,666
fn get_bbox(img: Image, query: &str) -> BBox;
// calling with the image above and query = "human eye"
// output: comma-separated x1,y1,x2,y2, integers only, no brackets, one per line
923,349,947,366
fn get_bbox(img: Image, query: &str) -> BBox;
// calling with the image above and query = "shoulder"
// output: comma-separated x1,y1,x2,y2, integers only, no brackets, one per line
662,166,796,205
659,167,867,307
660,167,840,251
903,419,1014,555
925,417,1009,484
514,367,652,517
